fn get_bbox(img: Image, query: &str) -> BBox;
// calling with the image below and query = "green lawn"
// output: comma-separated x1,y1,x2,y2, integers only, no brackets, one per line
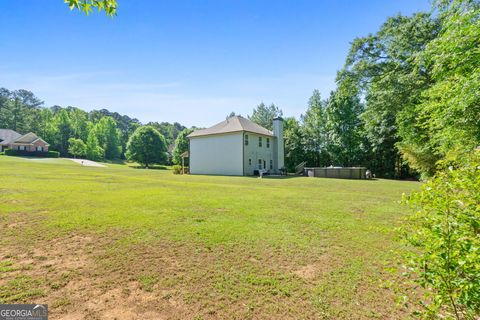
0,156,419,319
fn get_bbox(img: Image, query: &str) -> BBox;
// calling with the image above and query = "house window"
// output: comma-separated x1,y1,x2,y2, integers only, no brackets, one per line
19,146,25,151
270,159,273,170
258,159,262,169
36,146,43,152
248,159,252,165
258,137,262,147
267,138,270,148
244,134,249,146
263,160,266,169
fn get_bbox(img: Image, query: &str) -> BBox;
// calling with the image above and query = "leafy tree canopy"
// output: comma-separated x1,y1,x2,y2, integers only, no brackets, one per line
65,0,117,16
172,128,193,165
249,102,283,131
126,126,168,168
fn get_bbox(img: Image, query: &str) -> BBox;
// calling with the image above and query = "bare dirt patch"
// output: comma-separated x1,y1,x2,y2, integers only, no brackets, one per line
292,254,335,280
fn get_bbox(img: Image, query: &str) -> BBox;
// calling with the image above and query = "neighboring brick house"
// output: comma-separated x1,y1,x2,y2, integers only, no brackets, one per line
0,129,50,153
10,132,50,152
0,129,22,152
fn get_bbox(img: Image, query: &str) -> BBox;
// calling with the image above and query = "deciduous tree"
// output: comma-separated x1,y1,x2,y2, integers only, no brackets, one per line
68,138,86,158
172,128,193,165
126,126,167,168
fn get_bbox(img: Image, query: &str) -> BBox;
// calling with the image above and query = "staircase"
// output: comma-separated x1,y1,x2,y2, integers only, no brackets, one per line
295,161,306,175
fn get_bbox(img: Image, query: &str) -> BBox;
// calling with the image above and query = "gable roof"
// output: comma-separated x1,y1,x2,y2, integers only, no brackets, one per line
13,132,50,146
0,129,22,145
188,116,273,138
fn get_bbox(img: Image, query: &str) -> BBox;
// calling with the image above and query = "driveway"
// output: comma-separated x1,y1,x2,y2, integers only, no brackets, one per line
69,158,106,167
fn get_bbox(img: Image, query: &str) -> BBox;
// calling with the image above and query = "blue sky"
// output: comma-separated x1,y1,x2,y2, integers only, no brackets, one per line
0,0,430,127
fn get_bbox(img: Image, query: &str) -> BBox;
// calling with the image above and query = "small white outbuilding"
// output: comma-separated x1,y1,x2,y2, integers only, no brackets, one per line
187,116,284,176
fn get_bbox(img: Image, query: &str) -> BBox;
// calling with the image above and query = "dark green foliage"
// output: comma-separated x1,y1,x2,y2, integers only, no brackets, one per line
46,150,60,158
0,88,165,161
283,117,306,172
0,89,44,134
126,126,168,168
4,149,59,158
52,109,73,156
146,122,186,160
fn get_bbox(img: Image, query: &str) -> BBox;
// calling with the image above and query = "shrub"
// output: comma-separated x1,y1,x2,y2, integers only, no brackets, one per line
402,150,480,319
172,165,182,174
4,149,59,158
45,151,60,158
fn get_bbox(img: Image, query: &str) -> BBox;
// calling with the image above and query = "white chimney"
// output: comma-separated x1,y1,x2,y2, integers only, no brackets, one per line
273,117,284,172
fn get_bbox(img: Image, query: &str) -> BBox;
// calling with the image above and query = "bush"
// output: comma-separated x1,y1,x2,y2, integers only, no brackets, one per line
402,150,480,319
172,165,182,174
4,149,60,158
45,150,60,158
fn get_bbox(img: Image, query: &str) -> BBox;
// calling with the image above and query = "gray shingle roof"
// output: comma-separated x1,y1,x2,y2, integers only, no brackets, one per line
0,129,22,145
188,116,273,138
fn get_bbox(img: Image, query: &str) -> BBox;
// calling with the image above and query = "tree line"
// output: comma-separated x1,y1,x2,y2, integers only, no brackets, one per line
246,0,479,181
0,88,188,163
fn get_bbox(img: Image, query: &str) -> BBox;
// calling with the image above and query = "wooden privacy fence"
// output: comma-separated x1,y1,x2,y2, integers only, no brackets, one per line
304,167,367,179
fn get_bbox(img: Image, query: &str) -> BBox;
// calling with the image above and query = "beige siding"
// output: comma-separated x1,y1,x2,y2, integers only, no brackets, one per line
189,133,243,175
243,132,275,175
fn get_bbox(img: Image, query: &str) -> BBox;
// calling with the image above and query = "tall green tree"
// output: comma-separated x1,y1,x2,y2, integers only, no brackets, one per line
89,109,141,159
52,109,73,156
301,90,329,166
68,138,87,158
0,89,42,133
85,131,104,161
283,117,306,172
0,88,11,128
126,126,168,168
69,107,89,141
340,13,440,177
325,85,365,167
146,121,186,147
172,128,193,165
413,0,480,168
94,116,122,160
249,102,283,130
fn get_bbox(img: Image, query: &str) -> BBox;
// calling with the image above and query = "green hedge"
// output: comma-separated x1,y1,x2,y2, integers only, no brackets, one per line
4,149,60,158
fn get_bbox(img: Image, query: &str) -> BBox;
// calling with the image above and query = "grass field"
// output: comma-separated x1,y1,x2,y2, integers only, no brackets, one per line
0,156,420,319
